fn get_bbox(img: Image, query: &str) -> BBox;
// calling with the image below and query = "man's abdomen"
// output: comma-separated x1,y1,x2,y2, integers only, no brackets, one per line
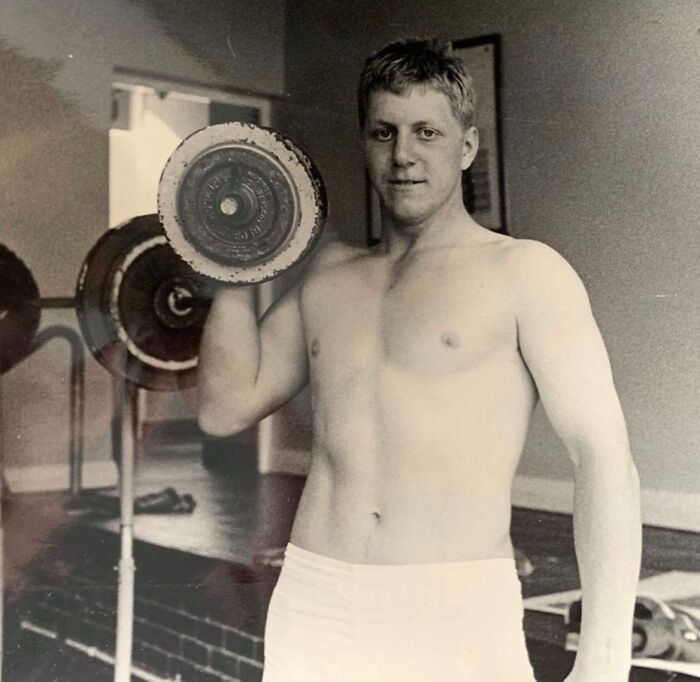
292,366,534,564
291,360,536,564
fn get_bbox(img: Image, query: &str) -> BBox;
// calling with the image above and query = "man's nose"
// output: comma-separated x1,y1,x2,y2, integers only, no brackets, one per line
392,133,415,166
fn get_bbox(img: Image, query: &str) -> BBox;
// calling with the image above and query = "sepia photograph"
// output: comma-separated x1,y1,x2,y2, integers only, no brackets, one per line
0,1,698,680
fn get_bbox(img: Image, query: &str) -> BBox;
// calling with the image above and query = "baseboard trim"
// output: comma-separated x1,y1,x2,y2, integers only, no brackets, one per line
513,475,700,533
6,460,119,494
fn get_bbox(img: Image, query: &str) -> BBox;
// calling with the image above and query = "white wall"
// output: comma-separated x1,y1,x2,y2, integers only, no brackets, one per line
109,88,210,228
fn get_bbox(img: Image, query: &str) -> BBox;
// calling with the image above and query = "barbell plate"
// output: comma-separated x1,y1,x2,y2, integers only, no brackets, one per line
0,245,41,373
158,122,327,284
75,215,212,391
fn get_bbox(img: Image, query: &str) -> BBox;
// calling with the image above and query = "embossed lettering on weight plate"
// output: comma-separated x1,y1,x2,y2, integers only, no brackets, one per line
180,146,297,265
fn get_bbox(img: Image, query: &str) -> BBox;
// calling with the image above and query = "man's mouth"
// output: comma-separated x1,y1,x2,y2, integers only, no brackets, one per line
388,179,425,186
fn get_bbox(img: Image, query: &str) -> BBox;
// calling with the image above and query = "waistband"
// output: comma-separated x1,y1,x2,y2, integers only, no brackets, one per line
283,542,517,578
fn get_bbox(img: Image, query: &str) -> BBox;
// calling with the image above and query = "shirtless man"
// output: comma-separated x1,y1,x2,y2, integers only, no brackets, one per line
198,40,641,682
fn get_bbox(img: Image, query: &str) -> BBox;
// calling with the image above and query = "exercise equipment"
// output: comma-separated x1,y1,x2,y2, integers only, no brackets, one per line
630,596,700,662
75,214,213,391
77,214,211,681
158,122,327,284
0,245,41,373
566,595,700,662
1,247,88,682
75,124,327,681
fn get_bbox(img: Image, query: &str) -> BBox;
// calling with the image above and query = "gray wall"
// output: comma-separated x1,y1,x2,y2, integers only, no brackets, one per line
0,0,285,475
278,0,700,495
1,0,285,296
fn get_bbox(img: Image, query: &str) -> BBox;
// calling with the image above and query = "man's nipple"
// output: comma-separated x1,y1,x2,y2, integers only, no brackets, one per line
311,338,320,357
440,332,461,349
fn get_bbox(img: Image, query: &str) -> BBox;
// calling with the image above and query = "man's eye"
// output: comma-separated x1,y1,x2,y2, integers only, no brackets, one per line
372,128,393,141
418,128,439,140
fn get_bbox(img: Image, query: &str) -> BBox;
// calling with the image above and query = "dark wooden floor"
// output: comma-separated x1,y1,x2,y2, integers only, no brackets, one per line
4,449,700,681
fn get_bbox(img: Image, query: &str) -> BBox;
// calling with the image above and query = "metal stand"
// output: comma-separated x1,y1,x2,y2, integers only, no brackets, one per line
0,323,85,681
114,380,139,682
31,326,85,498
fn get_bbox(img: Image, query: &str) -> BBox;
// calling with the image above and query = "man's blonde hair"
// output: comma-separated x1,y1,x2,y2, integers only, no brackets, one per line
357,39,477,130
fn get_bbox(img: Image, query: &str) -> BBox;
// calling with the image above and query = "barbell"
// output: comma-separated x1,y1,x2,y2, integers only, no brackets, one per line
1,124,327,390
75,214,213,391
74,124,326,389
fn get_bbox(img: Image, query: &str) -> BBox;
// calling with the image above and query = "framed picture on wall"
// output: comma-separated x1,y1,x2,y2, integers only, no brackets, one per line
365,33,508,244
453,34,507,234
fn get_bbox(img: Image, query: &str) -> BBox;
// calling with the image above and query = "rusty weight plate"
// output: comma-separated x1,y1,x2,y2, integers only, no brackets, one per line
158,123,327,284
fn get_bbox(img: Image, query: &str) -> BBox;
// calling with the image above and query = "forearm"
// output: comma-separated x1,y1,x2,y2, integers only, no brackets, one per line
570,448,641,677
198,286,260,433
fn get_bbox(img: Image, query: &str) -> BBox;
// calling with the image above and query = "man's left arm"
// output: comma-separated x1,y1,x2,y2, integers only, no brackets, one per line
513,241,641,681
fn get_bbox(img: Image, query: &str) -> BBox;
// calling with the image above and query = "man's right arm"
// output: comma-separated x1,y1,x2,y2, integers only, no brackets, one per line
197,279,309,436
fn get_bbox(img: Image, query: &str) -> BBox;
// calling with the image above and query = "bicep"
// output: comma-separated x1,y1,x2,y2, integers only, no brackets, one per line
255,281,309,414
515,245,628,457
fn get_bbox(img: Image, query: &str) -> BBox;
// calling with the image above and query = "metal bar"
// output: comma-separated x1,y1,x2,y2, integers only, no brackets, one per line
114,381,137,682
31,325,86,497
112,375,123,467
38,297,76,309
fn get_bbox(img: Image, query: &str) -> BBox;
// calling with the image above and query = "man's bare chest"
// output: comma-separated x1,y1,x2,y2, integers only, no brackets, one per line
301,256,517,375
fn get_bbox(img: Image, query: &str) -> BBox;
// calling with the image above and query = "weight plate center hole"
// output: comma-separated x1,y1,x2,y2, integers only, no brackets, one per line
219,195,240,217
169,286,194,316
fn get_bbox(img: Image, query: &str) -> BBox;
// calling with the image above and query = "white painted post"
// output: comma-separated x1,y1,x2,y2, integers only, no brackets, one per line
114,381,137,682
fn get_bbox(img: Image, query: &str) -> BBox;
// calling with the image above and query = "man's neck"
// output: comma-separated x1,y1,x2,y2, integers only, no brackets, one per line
380,200,485,261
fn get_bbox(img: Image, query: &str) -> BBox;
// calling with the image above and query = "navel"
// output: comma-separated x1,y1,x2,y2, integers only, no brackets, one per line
440,332,461,349
311,338,321,357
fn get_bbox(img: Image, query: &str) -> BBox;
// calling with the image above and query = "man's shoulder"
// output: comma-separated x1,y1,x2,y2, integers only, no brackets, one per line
452,234,572,283
500,237,567,268
501,238,591,311
314,234,366,267
305,232,369,280
501,238,581,285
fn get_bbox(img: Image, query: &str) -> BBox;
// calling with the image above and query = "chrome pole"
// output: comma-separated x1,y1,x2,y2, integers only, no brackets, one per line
114,380,138,682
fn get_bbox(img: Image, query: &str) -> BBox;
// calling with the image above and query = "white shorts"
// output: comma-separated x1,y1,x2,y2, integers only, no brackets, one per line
262,543,536,682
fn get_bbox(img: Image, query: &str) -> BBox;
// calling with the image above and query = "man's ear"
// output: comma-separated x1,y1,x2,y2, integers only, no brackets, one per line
460,126,479,171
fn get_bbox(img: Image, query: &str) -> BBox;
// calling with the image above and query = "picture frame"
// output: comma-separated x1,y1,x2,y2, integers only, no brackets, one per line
452,33,508,234
365,32,508,244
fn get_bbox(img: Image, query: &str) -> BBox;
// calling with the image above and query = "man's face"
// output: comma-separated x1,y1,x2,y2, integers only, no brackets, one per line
363,85,477,227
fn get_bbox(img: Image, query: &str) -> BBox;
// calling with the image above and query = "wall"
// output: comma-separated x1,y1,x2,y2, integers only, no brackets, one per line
0,0,285,483
278,0,700,517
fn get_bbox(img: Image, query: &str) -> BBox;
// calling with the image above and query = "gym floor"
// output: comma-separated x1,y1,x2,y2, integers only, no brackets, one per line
3,447,700,681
